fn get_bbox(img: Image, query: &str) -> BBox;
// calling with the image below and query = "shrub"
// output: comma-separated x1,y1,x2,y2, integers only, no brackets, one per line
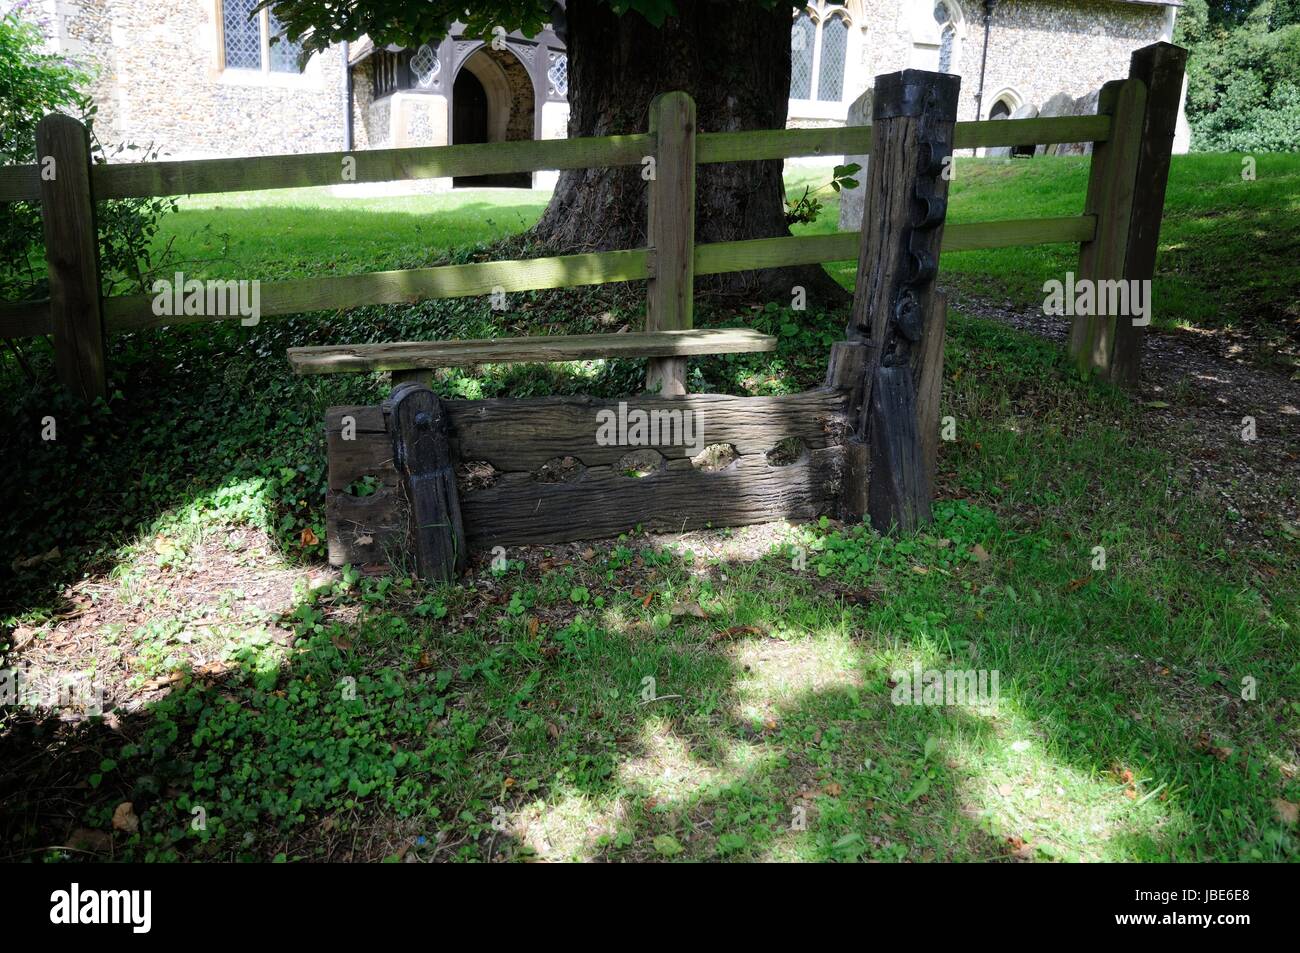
0,4,175,304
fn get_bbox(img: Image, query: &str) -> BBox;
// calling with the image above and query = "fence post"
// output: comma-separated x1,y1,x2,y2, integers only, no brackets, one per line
645,92,695,397
1070,41,1187,388
835,69,959,533
37,114,106,403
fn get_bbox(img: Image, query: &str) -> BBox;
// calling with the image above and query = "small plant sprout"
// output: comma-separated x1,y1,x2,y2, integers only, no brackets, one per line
1241,676,1257,701
941,415,957,442
1242,156,1256,181
40,155,56,180
490,286,508,311
641,154,656,181
341,155,356,181
1240,416,1256,442
791,285,807,311
340,415,356,441
785,163,860,226
791,804,807,831
191,805,207,831
41,415,56,441
339,675,357,701
1091,546,1107,571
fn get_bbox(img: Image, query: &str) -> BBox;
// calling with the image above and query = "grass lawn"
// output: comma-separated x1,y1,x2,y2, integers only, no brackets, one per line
0,156,1297,862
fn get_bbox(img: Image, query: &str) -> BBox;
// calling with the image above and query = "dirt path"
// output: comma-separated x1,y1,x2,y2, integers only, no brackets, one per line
955,292,1300,547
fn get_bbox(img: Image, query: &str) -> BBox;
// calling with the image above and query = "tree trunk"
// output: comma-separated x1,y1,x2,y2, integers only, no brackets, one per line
534,0,848,306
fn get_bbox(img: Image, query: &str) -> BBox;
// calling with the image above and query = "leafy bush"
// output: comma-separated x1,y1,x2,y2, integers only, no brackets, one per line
0,4,175,303
1177,0,1300,153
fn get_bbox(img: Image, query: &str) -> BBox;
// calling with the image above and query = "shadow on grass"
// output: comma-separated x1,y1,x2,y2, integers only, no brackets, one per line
4,518,1289,863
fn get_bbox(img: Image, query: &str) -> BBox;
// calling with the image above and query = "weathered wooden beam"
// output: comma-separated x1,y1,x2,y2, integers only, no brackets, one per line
0,298,53,337
321,389,852,565
37,114,106,403
1109,42,1189,389
914,292,948,502
0,164,41,203
842,68,959,532
867,364,930,533
460,449,842,549
390,369,434,388
645,92,696,397
288,328,774,375
326,389,849,474
386,383,465,583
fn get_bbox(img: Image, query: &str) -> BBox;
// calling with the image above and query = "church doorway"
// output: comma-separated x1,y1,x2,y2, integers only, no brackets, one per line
451,47,534,188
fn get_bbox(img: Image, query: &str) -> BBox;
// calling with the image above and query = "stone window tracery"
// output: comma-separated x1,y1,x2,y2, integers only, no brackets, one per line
791,3,852,103
220,0,306,74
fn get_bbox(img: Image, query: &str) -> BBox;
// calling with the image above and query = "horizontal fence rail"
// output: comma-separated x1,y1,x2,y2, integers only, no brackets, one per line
0,299,53,337
85,215,1095,333
93,134,654,201
0,114,1112,204
101,249,651,330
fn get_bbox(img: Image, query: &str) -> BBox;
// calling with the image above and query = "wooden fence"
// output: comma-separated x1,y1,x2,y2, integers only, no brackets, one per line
0,42,1186,404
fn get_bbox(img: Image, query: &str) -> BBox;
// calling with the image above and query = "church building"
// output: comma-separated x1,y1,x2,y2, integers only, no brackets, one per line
32,0,1188,188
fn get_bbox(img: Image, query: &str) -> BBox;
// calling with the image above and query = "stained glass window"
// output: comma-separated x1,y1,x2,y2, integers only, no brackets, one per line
792,5,850,103
818,14,847,102
223,0,262,70
547,53,568,97
790,13,814,101
411,44,440,88
268,10,304,73
222,1,308,74
934,2,957,74
938,25,956,73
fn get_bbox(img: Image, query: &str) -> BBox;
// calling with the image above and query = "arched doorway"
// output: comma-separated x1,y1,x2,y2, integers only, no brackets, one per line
452,68,488,148
451,46,535,188
989,93,1036,158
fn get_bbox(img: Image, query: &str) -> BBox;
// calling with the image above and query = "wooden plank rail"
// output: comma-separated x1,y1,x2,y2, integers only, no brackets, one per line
5,114,1115,206
91,216,1094,335
0,165,40,203
0,299,53,337
697,114,1111,165
8,37,1178,422
102,248,650,330
694,216,1096,274
92,134,653,200
0,115,1115,207
321,389,850,561
288,328,775,375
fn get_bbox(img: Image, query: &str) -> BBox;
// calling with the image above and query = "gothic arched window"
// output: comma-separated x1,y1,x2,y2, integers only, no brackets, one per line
934,1,957,74
220,0,305,74
790,3,852,103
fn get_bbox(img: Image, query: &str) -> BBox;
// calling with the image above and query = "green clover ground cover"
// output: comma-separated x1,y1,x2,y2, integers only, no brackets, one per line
1,160,1297,861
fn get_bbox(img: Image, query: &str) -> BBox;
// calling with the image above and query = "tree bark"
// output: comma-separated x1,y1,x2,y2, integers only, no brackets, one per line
534,0,848,306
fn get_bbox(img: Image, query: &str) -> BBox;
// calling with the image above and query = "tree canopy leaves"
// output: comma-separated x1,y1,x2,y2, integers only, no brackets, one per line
1177,0,1300,151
